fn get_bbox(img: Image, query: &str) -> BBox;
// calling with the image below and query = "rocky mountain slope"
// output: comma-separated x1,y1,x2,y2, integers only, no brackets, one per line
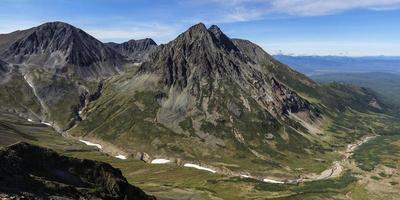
0,59,10,79
0,22,129,131
69,23,384,177
0,142,155,199
0,22,125,79
107,38,157,62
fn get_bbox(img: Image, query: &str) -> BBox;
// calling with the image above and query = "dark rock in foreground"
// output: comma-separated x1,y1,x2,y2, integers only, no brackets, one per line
0,142,155,200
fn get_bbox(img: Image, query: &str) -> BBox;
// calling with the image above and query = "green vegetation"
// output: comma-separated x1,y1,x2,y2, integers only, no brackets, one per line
0,72,42,115
312,72,400,111
65,149,361,200
353,135,400,171
0,112,88,151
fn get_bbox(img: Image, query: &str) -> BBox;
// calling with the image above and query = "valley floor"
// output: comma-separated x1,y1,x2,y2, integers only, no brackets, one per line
1,112,399,199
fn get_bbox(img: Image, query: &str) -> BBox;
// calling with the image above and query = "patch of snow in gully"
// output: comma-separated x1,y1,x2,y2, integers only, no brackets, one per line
115,154,127,160
79,140,102,149
183,163,216,173
151,159,171,164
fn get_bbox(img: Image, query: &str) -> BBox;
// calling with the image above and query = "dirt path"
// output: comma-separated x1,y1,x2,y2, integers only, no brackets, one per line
260,135,378,184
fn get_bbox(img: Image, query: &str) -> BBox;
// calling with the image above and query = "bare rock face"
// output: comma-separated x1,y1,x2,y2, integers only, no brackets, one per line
0,22,125,79
0,22,127,130
138,23,315,117
0,142,156,200
0,59,9,78
107,38,157,62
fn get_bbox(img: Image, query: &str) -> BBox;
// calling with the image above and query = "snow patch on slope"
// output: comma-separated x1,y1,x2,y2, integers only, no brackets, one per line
115,154,127,160
41,122,52,126
151,159,171,164
79,139,102,149
263,178,284,184
183,163,216,173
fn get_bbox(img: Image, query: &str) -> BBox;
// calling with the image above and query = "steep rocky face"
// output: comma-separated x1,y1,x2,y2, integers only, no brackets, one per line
0,22,126,130
0,142,155,200
0,22,125,79
107,38,157,62
0,59,9,78
138,23,315,117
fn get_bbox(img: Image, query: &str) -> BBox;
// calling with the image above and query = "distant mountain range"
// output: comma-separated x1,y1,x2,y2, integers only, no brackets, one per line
274,55,400,109
274,55,400,75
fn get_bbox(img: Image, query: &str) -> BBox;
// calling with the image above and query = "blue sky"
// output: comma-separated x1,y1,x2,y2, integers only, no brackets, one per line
1,0,400,56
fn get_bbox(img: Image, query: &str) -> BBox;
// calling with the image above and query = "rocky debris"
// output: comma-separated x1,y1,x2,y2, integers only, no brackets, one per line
226,100,241,117
0,22,125,79
134,152,152,163
107,38,157,62
0,60,11,83
0,142,155,200
265,133,274,140
368,97,382,110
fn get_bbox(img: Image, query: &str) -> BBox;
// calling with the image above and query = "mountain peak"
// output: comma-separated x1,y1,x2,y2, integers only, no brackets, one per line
184,22,209,36
0,21,124,78
141,38,157,45
38,21,75,28
208,25,222,33
208,24,239,52
126,38,157,46
190,22,207,30
106,38,157,62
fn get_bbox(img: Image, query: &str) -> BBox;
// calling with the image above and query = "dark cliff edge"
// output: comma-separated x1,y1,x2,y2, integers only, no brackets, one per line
0,142,156,200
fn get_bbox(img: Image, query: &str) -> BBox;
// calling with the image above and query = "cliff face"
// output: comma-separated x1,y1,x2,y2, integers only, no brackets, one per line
0,59,9,78
0,142,155,200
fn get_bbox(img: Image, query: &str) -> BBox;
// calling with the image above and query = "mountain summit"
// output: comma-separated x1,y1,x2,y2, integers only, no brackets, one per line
0,22,125,78
106,38,157,62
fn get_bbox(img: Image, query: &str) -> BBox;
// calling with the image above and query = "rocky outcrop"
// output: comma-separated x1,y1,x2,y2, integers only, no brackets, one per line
107,38,157,62
0,142,156,200
0,22,125,79
0,59,9,78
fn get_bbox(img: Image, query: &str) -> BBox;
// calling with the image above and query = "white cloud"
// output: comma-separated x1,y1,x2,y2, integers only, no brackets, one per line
260,41,400,56
270,0,400,16
198,0,400,22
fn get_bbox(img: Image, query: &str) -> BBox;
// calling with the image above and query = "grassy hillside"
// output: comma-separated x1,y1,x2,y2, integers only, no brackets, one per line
312,72,400,110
